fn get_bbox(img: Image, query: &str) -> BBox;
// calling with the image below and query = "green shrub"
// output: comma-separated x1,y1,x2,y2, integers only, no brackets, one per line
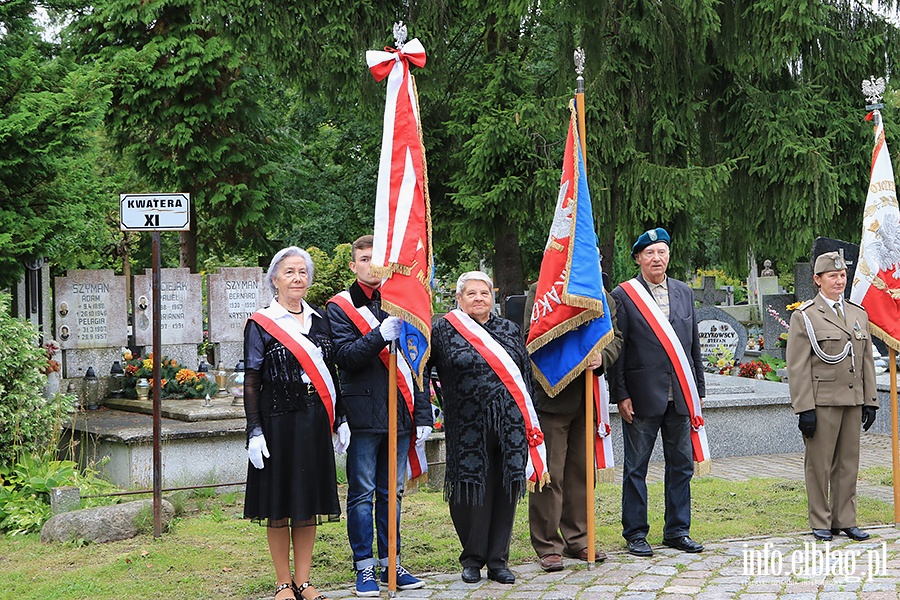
0,451,120,534
0,292,75,466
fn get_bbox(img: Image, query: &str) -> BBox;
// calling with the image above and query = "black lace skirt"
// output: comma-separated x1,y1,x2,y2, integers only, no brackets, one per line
243,399,340,527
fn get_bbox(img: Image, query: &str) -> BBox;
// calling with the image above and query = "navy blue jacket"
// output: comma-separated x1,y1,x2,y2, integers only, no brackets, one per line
608,274,706,418
326,281,433,435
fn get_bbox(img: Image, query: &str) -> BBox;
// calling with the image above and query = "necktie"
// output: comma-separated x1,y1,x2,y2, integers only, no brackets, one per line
835,302,845,322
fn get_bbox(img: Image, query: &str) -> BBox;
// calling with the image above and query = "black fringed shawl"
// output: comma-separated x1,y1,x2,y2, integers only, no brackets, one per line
429,314,536,505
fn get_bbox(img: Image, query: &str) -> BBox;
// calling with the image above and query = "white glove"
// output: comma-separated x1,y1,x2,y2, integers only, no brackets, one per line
248,434,270,470
415,426,432,447
380,316,402,342
334,422,351,454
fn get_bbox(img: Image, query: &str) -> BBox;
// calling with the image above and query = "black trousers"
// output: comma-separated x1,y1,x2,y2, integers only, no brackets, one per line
448,427,518,570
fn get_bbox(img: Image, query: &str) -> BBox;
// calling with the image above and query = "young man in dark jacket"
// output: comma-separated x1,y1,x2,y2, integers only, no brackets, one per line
326,235,433,596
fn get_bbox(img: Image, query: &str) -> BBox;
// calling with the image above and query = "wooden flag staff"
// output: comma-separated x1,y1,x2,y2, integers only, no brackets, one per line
574,46,597,570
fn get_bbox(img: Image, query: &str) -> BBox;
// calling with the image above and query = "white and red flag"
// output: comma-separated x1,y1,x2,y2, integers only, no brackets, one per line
850,110,900,351
366,38,434,388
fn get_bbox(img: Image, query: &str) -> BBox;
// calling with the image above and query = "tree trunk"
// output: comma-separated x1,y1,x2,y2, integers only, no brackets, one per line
492,214,524,318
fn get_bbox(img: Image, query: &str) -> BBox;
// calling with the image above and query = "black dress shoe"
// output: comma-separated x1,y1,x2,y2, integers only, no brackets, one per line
461,566,481,583
663,536,704,553
812,529,833,541
831,527,870,541
486,567,515,584
627,538,654,557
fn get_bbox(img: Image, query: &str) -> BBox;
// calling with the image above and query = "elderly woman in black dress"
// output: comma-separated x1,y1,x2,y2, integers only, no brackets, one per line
429,271,547,586
243,246,340,600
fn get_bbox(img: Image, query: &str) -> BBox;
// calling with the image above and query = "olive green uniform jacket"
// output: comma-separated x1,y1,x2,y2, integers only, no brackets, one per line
786,294,878,529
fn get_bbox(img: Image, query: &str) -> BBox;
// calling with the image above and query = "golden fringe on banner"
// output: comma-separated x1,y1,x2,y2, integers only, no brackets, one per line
407,473,429,488
527,472,552,493
870,322,900,352
695,459,712,477
595,467,615,483
370,263,412,279
527,308,600,353
380,298,432,392
531,328,615,397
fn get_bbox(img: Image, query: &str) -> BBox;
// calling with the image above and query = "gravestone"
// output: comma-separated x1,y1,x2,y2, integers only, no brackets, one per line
762,293,795,360
756,276,779,311
133,268,203,368
694,276,730,308
793,261,815,303
696,306,748,371
207,267,272,368
54,270,129,379
12,257,53,343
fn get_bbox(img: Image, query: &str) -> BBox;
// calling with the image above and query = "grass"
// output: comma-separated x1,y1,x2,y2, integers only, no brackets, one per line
0,477,893,600
860,466,895,486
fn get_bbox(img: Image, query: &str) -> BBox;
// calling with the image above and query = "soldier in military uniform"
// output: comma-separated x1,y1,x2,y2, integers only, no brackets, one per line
787,251,879,542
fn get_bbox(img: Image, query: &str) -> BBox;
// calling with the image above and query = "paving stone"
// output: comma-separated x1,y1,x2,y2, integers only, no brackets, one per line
307,436,900,600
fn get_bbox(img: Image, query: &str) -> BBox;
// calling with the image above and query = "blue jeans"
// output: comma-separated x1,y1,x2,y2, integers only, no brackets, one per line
621,402,693,542
346,431,410,570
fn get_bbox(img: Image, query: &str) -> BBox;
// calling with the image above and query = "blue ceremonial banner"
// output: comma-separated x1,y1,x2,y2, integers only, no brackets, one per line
526,99,614,395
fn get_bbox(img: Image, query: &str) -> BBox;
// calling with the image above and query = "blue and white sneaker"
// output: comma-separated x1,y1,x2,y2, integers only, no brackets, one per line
380,564,425,590
354,566,380,597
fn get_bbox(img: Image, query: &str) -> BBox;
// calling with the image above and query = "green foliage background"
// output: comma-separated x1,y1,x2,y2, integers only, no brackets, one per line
0,293,74,467
3,0,900,294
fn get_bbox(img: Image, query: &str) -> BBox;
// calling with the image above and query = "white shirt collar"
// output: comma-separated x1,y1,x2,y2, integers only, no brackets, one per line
819,293,843,312
268,299,321,335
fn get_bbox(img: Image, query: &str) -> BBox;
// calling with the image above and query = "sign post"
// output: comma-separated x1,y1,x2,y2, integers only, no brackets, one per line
120,192,190,538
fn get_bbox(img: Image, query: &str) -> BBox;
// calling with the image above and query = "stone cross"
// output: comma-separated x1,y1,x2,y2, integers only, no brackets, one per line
694,276,729,308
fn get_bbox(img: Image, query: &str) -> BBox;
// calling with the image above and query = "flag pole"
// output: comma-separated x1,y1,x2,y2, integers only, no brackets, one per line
388,341,399,595
860,89,900,527
887,347,899,527
574,46,596,569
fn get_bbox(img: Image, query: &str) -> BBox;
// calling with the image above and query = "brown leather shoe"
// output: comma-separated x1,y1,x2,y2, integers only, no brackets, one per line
564,547,607,562
539,553,564,572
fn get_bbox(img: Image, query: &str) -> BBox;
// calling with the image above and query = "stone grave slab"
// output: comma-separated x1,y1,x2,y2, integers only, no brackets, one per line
207,267,270,343
794,261,815,303
132,268,203,347
54,269,128,350
104,395,244,422
762,292,795,359
697,306,748,371
54,270,129,378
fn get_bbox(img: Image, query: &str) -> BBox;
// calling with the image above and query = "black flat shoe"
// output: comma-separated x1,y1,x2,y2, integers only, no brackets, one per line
486,568,515,584
461,566,481,583
812,529,833,541
663,536,704,553
831,527,870,541
627,538,653,557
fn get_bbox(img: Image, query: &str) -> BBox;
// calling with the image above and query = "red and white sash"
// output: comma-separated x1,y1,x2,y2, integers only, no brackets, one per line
618,279,711,466
592,374,614,471
443,309,549,490
328,292,427,480
249,306,336,429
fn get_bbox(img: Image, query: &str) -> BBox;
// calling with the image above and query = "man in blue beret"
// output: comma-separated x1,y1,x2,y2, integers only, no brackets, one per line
608,227,706,557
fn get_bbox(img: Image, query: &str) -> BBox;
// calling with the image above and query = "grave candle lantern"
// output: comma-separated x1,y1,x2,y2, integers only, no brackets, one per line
228,360,245,406
108,360,125,398
82,366,100,410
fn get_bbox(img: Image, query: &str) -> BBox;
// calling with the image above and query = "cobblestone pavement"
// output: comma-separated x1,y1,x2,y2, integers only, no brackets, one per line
311,435,900,599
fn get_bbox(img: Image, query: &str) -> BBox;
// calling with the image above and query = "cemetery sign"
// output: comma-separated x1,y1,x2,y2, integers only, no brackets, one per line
120,193,190,231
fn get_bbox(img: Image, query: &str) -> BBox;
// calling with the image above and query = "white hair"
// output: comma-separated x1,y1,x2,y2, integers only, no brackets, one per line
455,271,494,296
264,246,315,296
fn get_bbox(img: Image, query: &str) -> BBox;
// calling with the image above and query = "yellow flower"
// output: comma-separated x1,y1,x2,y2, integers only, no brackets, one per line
787,301,802,311
142,358,153,370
